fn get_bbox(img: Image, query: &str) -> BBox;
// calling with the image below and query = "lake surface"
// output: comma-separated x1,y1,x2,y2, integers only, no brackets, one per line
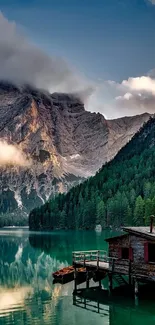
0,228,155,325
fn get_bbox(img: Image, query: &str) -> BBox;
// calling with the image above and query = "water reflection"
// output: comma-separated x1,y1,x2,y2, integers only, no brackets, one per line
0,287,32,314
73,288,155,325
0,230,72,325
0,229,155,325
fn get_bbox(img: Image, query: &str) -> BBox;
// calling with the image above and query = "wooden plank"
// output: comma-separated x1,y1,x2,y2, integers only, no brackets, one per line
74,260,109,270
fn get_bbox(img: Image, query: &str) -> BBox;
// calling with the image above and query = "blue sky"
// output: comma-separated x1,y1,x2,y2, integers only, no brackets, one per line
0,0,155,117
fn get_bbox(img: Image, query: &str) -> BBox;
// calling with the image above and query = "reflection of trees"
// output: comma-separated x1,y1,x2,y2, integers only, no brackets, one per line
0,230,112,291
0,230,115,325
29,233,73,262
29,234,59,252
0,232,71,324
0,235,28,263
0,242,67,288
29,230,110,264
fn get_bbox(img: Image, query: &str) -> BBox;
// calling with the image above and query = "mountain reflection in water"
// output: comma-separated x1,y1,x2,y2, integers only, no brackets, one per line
0,229,155,325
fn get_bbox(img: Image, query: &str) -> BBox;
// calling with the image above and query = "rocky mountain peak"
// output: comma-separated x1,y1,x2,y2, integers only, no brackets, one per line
0,81,151,223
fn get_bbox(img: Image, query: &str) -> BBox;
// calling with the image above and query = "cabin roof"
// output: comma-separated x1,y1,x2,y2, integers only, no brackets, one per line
105,233,128,242
123,227,155,240
105,227,155,242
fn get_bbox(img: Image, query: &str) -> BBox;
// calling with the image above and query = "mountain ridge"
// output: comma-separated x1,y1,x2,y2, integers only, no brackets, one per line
29,116,155,230
0,81,151,225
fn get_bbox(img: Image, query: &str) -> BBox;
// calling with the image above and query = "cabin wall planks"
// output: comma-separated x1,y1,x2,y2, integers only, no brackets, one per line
108,233,155,280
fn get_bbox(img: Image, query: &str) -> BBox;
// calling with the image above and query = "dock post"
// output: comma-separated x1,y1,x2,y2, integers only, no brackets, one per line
134,279,139,306
97,300,100,313
74,267,77,292
86,270,89,289
72,252,75,264
129,260,132,287
97,250,99,270
108,273,113,293
134,278,139,299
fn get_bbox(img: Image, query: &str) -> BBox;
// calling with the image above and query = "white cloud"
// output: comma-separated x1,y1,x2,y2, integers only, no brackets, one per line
0,12,93,96
0,141,31,167
115,76,155,115
123,92,133,100
0,12,154,119
85,75,155,118
148,0,155,4
115,92,155,115
122,76,155,95
116,92,133,101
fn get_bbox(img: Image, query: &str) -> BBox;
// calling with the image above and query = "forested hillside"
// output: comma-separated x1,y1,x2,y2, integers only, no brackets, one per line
0,82,149,226
29,117,155,230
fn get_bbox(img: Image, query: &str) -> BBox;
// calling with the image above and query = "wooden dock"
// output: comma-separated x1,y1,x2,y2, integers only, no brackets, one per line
72,249,127,273
73,250,110,270
72,249,130,292
71,222,155,299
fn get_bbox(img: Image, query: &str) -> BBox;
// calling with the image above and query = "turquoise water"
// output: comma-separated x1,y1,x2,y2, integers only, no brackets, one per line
0,228,155,325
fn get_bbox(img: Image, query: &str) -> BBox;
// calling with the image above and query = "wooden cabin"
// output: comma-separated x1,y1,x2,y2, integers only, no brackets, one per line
106,223,155,284
72,217,155,295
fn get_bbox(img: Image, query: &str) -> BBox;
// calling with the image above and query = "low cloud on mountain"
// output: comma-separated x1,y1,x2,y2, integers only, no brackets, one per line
0,141,31,167
0,11,155,118
0,12,92,97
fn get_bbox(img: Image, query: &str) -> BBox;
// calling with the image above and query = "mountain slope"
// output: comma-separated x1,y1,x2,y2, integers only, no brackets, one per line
0,82,150,225
29,117,155,230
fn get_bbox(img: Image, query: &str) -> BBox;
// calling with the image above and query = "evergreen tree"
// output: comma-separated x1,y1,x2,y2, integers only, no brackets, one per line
144,198,153,225
143,182,152,199
133,196,145,226
96,200,106,227
152,197,155,215
60,210,67,228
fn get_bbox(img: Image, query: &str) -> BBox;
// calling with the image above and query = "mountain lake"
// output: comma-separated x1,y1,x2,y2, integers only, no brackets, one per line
0,228,155,325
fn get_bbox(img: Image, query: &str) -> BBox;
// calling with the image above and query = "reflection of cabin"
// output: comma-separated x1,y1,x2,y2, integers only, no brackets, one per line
72,217,155,296
73,287,155,325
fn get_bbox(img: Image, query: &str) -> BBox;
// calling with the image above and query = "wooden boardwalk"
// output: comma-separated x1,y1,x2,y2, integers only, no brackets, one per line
72,250,130,292
73,250,110,269
76,260,109,270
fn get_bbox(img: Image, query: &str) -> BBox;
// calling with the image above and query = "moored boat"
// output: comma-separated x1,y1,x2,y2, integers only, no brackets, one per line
52,266,87,284
53,266,74,282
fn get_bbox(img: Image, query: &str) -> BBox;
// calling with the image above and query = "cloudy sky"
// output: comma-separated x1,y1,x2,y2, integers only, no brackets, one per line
0,0,155,118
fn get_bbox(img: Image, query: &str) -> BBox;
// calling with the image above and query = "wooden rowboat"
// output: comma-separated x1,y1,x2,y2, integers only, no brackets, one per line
53,266,74,281
52,266,86,284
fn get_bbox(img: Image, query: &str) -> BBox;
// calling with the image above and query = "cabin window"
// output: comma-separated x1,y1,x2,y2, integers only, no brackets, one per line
121,247,129,259
148,243,155,263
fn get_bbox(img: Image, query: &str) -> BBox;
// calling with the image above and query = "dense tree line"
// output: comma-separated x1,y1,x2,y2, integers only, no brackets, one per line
0,190,28,227
0,211,28,227
29,117,155,230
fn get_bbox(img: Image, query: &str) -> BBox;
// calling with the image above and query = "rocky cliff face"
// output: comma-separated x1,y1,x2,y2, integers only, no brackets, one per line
0,82,150,222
